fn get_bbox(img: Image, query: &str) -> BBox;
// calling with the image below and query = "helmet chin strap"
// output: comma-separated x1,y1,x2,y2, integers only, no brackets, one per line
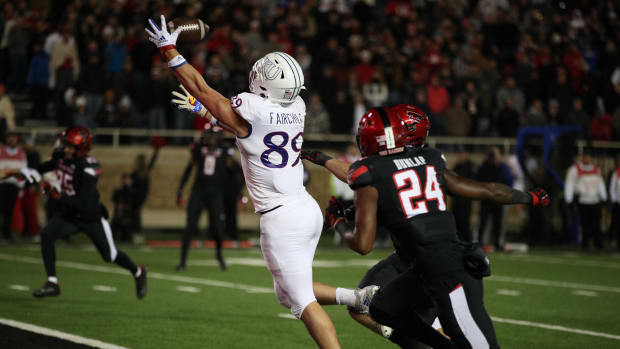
376,107,396,150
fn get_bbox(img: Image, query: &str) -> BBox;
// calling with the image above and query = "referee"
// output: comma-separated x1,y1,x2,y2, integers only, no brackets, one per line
176,129,227,271
564,151,607,251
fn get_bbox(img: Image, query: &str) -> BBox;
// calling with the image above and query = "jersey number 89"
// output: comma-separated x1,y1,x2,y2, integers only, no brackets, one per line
393,166,446,218
260,131,303,168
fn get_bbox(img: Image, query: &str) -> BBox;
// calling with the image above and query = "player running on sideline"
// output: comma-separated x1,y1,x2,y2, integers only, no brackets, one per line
17,126,147,299
146,15,374,348
304,104,549,348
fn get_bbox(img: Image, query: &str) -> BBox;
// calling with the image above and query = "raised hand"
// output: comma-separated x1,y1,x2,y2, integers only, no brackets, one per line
171,85,208,118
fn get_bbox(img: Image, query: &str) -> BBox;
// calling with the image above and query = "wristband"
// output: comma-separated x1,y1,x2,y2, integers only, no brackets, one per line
167,55,187,70
159,45,176,55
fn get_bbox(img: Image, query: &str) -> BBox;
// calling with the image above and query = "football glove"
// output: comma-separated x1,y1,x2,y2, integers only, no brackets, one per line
171,85,209,118
41,181,60,199
300,150,332,167
145,14,182,54
19,167,42,184
324,196,346,230
529,188,550,207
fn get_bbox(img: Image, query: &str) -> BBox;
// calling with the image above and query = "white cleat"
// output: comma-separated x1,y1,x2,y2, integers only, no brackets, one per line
353,285,379,314
380,325,394,339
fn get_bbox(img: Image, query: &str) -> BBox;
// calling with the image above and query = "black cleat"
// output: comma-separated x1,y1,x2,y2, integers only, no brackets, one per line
134,265,147,299
175,264,186,272
33,282,60,298
216,252,227,271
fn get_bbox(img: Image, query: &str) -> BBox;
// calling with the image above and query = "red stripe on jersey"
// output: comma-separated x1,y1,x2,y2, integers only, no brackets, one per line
451,283,463,293
347,165,369,185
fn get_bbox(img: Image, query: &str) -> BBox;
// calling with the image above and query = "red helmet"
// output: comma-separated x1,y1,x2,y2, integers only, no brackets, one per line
64,126,92,157
356,104,430,157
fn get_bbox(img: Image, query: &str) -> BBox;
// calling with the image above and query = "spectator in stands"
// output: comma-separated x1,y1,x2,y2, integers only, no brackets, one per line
443,94,470,138
565,97,590,137
305,93,331,134
50,26,79,126
0,132,27,242
362,71,388,108
452,149,476,242
496,98,521,137
27,41,50,120
78,41,106,124
547,99,562,126
0,84,15,143
590,112,614,141
496,76,526,115
147,64,168,130
564,150,607,251
426,74,450,117
6,14,30,92
524,99,547,127
477,147,514,251
351,93,366,134
547,67,573,115
463,80,482,136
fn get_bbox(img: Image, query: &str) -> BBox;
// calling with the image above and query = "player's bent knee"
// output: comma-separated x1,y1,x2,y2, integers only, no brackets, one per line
292,298,317,319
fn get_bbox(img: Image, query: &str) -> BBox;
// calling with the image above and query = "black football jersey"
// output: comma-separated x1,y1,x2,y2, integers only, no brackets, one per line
38,152,103,221
348,146,463,277
190,142,227,190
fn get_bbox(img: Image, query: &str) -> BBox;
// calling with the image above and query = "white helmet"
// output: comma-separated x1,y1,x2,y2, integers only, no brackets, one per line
249,52,305,104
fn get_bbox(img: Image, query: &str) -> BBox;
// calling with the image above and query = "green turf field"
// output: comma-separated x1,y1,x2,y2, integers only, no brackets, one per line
1,242,619,348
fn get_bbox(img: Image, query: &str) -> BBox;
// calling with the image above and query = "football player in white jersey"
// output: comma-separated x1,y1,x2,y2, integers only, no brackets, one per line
146,15,374,348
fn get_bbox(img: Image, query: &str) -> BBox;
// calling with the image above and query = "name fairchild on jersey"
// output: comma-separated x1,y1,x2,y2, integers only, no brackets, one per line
269,112,304,125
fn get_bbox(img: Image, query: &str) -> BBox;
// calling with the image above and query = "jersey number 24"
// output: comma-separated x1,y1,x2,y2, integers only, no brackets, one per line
393,166,446,218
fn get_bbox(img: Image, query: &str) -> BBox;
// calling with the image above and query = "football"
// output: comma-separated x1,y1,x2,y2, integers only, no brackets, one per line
168,17,210,43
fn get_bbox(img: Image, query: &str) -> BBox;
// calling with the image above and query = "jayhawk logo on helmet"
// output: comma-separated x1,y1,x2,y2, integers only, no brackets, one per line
188,96,197,106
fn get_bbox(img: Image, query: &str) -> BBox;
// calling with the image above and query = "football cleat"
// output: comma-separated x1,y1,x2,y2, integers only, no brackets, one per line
32,281,60,298
216,251,227,271
353,285,379,314
380,325,394,339
175,264,187,272
134,265,147,299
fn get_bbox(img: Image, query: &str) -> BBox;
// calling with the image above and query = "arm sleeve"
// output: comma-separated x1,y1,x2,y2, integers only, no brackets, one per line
230,93,256,123
564,166,577,203
347,159,373,190
610,172,618,203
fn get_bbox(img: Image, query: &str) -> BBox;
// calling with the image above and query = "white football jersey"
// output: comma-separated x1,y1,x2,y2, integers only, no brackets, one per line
231,92,307,212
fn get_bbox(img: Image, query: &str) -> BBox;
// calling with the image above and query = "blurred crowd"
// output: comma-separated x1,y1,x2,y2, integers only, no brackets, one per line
0,0,619,140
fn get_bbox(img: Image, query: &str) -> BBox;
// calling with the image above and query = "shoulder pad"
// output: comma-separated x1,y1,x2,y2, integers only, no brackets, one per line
82,156,102,177
347,159,373,189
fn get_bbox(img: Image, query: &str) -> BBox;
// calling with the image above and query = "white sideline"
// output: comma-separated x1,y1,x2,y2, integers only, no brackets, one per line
0,253,272,294
488,275,620,294
491,316,620,341
2,253,620,342
0,318,129,349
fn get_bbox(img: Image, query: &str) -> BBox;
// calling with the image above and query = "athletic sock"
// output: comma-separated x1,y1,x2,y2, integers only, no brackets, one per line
335,287,356,306
114,250,138,275
47,276,58,284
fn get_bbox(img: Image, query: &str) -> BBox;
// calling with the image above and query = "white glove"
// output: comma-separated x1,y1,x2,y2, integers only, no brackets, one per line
145,15,182,50
19,168,42,184
171,85,209,118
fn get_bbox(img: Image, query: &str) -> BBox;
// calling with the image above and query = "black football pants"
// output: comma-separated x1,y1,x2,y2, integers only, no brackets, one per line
371,268,499,349
179,189,225,266
578,203,603,250
40,215,138,277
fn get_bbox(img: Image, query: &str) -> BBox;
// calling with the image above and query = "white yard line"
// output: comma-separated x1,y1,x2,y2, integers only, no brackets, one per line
488,275,620,294
494,254,620,269
491,316,620,341
0,253,272,294
0,318,130,349
2,252,620,342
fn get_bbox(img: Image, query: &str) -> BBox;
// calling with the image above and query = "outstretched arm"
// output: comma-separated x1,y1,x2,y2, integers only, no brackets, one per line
444,168,549,206
301,150,351,183
326,186,378,255
145,15,250,137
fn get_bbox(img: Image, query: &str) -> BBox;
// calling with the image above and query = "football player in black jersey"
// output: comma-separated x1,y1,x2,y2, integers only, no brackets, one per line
176,127,227,271
18,126,147,299
303,104,549,349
